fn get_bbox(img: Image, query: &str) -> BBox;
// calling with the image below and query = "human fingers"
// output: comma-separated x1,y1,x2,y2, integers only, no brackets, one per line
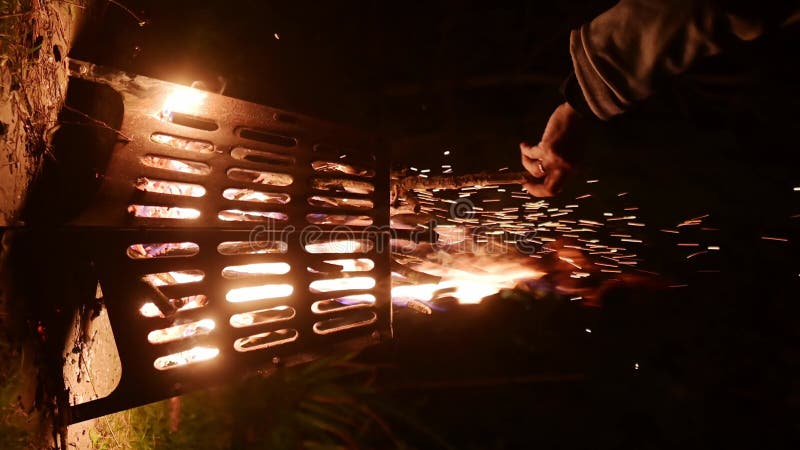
523,168,564,198
521,154,546,178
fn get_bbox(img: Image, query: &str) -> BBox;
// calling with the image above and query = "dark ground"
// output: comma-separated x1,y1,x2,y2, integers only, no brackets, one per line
4,0,800,448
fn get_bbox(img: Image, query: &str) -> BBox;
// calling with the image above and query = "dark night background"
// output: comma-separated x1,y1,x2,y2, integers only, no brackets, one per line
60,1,799,448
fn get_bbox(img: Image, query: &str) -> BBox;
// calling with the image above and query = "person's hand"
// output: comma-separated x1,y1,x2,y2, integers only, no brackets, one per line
520,102,586,197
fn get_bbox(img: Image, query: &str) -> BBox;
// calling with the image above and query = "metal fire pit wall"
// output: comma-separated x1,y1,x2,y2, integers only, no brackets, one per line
62,60,391,424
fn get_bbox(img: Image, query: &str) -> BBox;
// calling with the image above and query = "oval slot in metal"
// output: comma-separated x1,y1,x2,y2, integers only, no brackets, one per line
139,295,208,318
308,196,373,210
238,128,297,147
305,214,372,226
153,346,219,371
311,294,375,314
135,178,206,197
218,240,288,255
231,147,294,166
311,178,374,194
304,239,374,254
313,310,377,335
142,270,204,286
167,112,218,131
311,161,375,178
307,258,374,274
223,188,290,204
140,155,211,175
147,319,215,344
234,329,298,352
226,283,294,303
128,205,200,219
218,209,288,222
227,167,293,186
127,242,199,259
309,276,375,293
150,133,214,153
229,306,295,328
222,263,291,279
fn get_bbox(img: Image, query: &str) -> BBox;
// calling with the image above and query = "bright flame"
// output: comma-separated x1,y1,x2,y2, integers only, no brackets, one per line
226,284,294,302
223,263,291,278
305,240,372,254
392,262,543,305
139,302,162,317
160,86,207,118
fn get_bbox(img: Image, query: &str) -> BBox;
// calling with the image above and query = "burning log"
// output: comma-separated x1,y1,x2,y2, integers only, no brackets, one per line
391,259,443,285
391,170,528,202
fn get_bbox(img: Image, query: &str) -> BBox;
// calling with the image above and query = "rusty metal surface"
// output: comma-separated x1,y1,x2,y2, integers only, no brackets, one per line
59,60,391,423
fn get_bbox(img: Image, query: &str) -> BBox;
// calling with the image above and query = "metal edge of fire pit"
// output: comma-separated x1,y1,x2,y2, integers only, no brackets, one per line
50,59,392,424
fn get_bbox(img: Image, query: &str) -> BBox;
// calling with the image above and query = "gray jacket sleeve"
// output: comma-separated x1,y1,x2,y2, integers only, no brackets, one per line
570,0,800,119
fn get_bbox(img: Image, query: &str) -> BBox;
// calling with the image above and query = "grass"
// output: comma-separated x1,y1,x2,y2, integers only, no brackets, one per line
0,328,40,449
86,353,448,450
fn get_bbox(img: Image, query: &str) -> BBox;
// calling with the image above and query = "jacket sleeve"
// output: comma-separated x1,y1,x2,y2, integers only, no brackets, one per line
569,0,800,120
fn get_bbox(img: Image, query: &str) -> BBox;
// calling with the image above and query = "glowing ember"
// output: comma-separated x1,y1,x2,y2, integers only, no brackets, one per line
147,319,215,344
127,242,198,259
222,188,290,204
218,209,288,222
153,346,219,371
143,270,204,286
140,155,210,174
129,205,200,219
135,178,206,197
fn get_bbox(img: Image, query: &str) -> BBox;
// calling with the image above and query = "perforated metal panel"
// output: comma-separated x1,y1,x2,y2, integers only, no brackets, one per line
63,60,391,424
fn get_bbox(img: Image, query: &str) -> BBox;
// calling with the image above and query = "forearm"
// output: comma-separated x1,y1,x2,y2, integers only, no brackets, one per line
569,0,800,120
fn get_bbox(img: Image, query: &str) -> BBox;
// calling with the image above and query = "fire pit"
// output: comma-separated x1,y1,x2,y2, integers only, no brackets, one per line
54,60,391,424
